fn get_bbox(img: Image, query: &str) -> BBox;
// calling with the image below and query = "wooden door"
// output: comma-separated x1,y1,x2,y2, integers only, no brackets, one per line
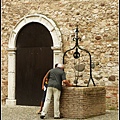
15,22,53,106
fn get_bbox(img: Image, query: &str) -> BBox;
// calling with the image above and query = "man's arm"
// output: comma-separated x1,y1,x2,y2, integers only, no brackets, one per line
42,70,50,90
62,80,73,87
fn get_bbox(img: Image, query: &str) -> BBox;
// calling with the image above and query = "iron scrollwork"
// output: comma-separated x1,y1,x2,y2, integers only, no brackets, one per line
63,26,96,87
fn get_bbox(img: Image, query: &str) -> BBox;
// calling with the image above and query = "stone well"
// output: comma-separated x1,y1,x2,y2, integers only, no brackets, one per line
48,86,106,119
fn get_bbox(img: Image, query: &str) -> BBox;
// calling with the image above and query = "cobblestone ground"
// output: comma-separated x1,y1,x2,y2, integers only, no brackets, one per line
2,105,118,120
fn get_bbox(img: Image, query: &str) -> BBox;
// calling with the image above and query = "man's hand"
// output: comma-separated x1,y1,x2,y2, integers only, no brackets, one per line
63,80,73,87
42,85,44,90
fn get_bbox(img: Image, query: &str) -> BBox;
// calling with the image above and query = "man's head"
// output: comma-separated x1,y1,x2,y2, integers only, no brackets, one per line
57,63,64,69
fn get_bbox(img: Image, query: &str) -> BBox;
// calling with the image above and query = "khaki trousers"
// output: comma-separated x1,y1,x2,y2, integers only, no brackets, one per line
41,87,61,118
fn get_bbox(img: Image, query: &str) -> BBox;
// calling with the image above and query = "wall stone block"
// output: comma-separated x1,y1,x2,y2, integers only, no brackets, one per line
109,75,116,81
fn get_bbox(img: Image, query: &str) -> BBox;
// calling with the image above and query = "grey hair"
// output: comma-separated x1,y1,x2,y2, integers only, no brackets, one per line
57,63,64,68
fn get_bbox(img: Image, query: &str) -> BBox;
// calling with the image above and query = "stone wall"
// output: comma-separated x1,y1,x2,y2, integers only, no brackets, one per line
106,86,118,110
1,0,118,109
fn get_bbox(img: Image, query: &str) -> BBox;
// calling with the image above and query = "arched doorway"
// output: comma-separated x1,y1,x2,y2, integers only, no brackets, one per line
16,22,53,106
6,14,63,106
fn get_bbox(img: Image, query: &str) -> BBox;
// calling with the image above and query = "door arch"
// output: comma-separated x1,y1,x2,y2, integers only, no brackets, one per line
6,14,63,105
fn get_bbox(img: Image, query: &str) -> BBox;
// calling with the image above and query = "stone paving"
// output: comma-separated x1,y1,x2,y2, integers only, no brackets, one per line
1,105,118,120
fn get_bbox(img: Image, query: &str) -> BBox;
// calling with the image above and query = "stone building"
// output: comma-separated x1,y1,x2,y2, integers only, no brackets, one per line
1,0,118,110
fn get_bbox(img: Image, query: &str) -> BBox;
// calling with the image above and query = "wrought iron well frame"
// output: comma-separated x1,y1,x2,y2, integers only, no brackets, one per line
63,26,96,87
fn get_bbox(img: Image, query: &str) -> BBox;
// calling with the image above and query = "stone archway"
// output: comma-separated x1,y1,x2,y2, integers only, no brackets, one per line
6,14,63,105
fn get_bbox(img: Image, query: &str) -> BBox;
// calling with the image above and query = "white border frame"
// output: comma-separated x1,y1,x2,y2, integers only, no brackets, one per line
6,14,63,105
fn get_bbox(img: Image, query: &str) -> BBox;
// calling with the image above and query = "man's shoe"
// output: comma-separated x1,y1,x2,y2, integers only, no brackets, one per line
54,117,60,119
40,115,45,119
